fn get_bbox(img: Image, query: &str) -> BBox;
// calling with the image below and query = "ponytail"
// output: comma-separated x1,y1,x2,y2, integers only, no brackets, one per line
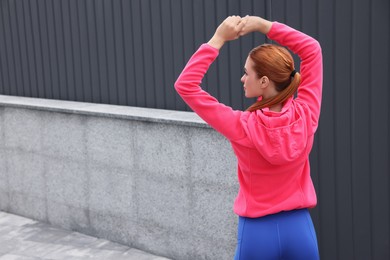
246,72,301,112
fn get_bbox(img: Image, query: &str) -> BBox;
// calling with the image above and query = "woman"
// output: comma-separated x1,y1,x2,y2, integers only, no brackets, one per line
175,15,322,259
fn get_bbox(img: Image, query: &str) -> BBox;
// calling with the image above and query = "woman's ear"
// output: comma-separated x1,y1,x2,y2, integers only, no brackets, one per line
258,76,270,89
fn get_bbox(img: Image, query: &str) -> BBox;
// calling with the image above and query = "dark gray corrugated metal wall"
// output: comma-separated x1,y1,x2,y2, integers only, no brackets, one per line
0,0,268,110
0,0,389,259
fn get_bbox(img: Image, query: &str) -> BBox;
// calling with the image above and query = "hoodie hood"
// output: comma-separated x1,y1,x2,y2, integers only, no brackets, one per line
241,98,311,165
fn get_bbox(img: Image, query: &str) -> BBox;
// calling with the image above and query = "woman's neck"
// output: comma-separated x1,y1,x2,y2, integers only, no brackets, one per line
269,103,282,112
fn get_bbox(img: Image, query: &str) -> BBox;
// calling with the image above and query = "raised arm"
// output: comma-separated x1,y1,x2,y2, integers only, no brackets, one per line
268,22,323,130
242,16,323,130
174,16,247,141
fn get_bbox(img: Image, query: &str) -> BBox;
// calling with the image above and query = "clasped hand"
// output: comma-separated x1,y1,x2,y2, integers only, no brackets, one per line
208,15,271,50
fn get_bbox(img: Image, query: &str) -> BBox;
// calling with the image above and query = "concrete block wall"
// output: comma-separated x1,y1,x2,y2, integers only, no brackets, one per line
0,95,239,260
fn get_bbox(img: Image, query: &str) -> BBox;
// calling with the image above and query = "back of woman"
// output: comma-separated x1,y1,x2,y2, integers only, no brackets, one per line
175,15,322,260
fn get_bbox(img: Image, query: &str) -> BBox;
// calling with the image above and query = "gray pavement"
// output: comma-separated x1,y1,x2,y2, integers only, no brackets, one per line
0,211,171,260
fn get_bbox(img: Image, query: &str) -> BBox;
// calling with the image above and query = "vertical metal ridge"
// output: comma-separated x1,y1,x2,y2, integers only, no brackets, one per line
0,38,3,92
388,1,390,255
368,0,373,258
168,0,176,108
266,0,272,20
28,0,40,97
18,0,28,96
92,0,102,103
349,0,355,257
149,0,157,108
111,0,119,105
102,0,110,103
85,0,94,102
37,0,49,98
265,0,271,43
59,0,69,99
50,0,60,99
4,0,15,95
330,0,337,255
119,0,128,106
0,4,3,93
0,2,8,93
226,0,232,106
140,0,146,107
25,0,36,97
334,0,341,254
67,0,77,101
45,0,54,98
214,0,220,102
107,0,116,104
129,0,138,106
159,0,166,108
75,0,85,101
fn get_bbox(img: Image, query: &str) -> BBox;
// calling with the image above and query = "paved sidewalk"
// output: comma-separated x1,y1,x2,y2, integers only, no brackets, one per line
0,211,171,260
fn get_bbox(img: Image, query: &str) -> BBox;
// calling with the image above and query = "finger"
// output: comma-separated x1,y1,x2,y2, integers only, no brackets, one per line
236,22,246,36
237,17,247,27
239,25,249,37
236,20,246,31
239,26,251,36
229,15,241,24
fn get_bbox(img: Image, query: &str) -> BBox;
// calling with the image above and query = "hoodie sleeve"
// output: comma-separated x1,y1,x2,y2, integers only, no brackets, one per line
267,22,323,131
174,44,246,141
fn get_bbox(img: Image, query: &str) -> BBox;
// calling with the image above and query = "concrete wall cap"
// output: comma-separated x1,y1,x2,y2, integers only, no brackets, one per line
0,95,209,128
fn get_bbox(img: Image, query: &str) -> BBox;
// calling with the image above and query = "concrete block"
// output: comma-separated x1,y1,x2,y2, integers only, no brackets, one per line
0,150,8,211
190,233,237,260
134,219,192,260
0,107,4,147
135,173,193,259
3,108,42,152
137,174,190,231
188,182,238,259
0,149,7,191
88,165,135,216
136,122,188,178
191,182,237,239
41,112,86,161
46,202,90,234
86,117,135,170
88,210,137,247
189,127,237,185
8,192,46,222
6,151,45,198
0,190,9,211
45,159,88,208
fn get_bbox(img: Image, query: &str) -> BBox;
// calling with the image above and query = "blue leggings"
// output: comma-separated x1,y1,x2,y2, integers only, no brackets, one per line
234,209,319,260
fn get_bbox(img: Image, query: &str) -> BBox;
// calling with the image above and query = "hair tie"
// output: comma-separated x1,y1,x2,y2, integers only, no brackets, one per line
290,70,296,78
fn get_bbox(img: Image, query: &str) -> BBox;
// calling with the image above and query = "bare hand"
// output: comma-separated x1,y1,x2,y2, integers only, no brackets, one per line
207,15,272,49
215,16,246,42
240,15,272,36
208,16,246,49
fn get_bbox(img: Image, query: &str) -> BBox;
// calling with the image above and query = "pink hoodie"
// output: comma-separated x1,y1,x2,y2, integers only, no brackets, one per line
175,22,323,218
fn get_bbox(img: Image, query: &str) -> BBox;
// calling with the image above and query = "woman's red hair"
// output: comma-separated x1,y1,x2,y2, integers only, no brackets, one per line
246,44,301,112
